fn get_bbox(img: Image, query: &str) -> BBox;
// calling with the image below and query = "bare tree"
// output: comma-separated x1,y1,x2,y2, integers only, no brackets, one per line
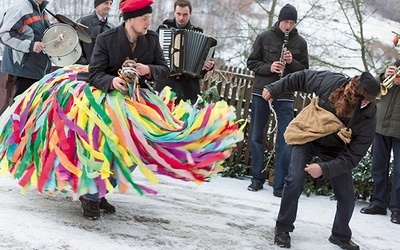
0,0,398,75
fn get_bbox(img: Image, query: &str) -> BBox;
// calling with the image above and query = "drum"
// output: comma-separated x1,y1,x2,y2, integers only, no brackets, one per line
42,24,82,67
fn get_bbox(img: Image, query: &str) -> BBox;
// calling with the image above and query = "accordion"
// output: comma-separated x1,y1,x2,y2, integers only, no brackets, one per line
158,28,217,78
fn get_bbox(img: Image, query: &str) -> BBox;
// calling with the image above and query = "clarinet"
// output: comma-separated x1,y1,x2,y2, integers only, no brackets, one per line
279,30,290,78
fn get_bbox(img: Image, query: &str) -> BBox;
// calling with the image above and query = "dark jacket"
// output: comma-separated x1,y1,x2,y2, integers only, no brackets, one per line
376,60,400,138
156,18,207,80
76,11,114,65
89,23,169,92
265,70,377,178
0,0,51,79
247,22,308,100
157,18,203,33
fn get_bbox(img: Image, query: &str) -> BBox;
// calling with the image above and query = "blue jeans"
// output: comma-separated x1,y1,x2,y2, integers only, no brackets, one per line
83,165,137,201
250,95,293,192
370,133,400,213
276,143,356,241
83,177,117,202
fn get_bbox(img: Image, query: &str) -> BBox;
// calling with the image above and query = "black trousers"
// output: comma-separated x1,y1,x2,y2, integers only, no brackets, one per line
155,77,201,105
276,142,356,241
13,76,38,99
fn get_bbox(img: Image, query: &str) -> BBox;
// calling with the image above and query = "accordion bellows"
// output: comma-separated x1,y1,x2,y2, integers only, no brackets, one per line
0,65,243,197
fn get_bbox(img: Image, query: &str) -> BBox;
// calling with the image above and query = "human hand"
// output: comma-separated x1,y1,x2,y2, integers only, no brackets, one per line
203,58,215,71
135,63,150,76
385,66,397,78
34,41,45,53
385,66,400,85
270,61,284,74
110,77,128,91
262,88,273,101
304,163,323,178
283,50,293,64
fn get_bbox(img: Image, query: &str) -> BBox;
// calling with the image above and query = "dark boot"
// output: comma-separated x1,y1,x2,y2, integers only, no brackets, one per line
274,227,291,248
360,204,387,215
391,211,400,224
247,182,263,192
81,198,100,220
99,197,116,213
329,235,359,250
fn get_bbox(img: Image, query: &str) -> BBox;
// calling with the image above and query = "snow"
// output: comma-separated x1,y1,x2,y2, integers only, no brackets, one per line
1,1,400,249
0,171,398,250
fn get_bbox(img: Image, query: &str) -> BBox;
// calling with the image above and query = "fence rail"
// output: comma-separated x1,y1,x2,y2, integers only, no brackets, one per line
202,66,312,167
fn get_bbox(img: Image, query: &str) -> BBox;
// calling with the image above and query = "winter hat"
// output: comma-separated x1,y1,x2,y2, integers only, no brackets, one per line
94,0,112,8
359,72,380,97
278,4,297,23
120,0,153,20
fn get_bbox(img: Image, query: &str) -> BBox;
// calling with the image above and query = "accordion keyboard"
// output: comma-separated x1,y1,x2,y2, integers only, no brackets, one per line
158,28,172,68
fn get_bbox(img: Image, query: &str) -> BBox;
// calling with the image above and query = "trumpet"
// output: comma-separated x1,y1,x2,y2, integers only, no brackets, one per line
381,66,400,96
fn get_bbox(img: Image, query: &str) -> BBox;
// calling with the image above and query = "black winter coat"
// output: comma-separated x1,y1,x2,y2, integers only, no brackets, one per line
89,23,170,92
76,11,114,65
247,22,309,100
265,70,377,178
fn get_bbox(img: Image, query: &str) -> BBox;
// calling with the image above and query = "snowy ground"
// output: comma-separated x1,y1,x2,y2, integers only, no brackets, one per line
0,171,398,250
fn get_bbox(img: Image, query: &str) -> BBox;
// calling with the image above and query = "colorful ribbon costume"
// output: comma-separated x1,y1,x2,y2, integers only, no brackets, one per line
0,65,244,198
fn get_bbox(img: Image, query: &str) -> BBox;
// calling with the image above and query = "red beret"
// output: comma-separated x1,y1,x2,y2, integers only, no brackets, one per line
120,0,153,13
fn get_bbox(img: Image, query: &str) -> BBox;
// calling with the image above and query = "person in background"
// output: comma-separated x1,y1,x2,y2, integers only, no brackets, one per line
246,4,308,197
0,0,52,99
263,70,380,249
76,0,114,65
360,61,400,225
81,0,169,220
154,0,215,105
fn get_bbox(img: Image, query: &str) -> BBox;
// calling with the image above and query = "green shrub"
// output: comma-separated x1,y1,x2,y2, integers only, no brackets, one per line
220,161,249,179
353,148,374,200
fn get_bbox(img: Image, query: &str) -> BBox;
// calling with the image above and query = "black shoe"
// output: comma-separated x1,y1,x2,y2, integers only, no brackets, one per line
274,227,290,248
273,190,283,198
99,197,116,213
329,235,359,250
81,198,101,220
391,211,400,224
360,204,387,215
247,182,263,192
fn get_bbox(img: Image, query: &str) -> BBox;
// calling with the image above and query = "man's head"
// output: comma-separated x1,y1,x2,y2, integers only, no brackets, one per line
329,72,380,118
120,0,153,20
278,4,297,33
120,0,153,36
94,0,113,18
358,72,380,101
174,0,192,28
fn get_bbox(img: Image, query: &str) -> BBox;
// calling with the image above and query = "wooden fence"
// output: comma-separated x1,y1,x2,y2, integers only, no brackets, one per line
202,65,313,167
0,61,14,115
0,62,312,169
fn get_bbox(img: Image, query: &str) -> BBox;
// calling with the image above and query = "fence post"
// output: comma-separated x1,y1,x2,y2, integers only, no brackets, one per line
0,61,14,115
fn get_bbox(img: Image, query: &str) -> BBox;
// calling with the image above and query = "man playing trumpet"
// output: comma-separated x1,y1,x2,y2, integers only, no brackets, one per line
360,61,400,225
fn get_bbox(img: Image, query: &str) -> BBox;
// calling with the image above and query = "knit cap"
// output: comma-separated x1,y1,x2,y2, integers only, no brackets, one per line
278,4,297,23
